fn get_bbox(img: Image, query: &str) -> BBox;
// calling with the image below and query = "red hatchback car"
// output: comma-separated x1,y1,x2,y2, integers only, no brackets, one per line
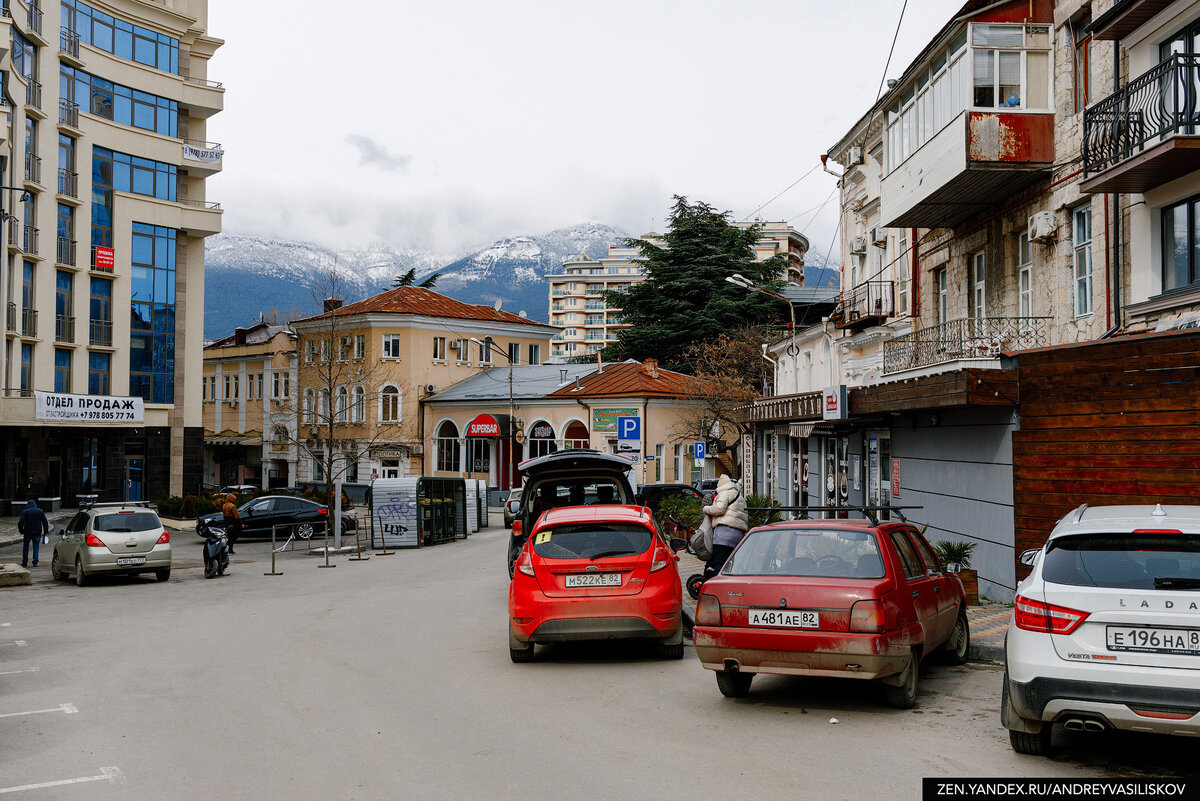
508,505,687,663
693,517,969,707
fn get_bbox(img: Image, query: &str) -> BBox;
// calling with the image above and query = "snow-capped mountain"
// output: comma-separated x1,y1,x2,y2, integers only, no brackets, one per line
202,223,628,339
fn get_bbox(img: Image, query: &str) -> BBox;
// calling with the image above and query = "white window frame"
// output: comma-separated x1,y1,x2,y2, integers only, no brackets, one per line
1073,204,1093,317
528,344,541,365
432,336,447,363
352,385,366,423
507,342,520,365
969,23,1052,112
1018,232,1033,325
480,337,494,366
354,334,365,361
972,252,986,320
335,385,349,424
382,334,402,360
302,388,315,425
935,267,948,324
455,338,470,365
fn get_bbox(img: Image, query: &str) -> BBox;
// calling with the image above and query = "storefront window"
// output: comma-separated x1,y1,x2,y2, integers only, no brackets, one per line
436,421,460,472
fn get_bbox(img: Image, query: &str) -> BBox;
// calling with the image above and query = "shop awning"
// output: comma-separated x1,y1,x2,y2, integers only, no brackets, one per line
205,434,260,446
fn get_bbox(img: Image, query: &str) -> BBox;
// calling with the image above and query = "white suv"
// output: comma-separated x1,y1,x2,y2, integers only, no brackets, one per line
1003,504,1200,756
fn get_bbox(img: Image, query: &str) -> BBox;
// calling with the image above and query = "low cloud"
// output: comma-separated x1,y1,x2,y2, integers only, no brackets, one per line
346,135,412,172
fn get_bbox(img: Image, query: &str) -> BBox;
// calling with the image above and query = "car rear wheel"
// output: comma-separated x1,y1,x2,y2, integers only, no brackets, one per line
883,649,919,709
941,611,970,665
51,552,65,581
296,522,314,540
155,568,171,582
509,629,534,663
1009,727,1052,756
74,556,88,587
715,670,752,698
658,640,684,660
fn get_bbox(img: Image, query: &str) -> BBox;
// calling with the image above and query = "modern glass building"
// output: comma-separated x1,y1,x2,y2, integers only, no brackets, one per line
0,0,222,505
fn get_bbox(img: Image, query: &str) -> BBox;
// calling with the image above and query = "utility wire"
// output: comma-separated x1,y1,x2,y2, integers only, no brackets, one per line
739,163,821,222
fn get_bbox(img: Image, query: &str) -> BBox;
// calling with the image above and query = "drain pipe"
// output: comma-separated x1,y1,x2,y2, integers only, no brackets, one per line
1105,40,1123,339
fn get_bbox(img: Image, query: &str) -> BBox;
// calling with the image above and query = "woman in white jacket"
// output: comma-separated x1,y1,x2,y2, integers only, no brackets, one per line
701,473,749,578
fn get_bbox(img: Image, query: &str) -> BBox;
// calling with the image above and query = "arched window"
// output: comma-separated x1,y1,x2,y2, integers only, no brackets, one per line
436,420,460,472
302,388,314,424
352,385,366,423
527,420,558,458
380,385,400,424
335,386,349,423
318,387,330,423
564,420,589,450
271,425,288,445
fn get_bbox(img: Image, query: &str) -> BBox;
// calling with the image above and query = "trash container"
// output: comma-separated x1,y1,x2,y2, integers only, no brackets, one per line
368,477,419,548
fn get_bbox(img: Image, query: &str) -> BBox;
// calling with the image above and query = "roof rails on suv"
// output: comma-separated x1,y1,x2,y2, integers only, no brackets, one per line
90,501,153,510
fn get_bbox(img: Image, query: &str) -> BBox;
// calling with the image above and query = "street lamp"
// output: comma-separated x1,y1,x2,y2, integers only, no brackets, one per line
468,337,516,489
725,274,800,395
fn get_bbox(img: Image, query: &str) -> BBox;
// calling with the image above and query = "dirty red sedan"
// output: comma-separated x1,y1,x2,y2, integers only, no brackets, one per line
508,505,687,663
692,517,969,707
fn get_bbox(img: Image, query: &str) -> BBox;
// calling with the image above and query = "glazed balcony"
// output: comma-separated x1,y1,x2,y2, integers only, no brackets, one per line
832,281,895,331
882,316,1049,376
1081,54,1200,194
880,111,1054,229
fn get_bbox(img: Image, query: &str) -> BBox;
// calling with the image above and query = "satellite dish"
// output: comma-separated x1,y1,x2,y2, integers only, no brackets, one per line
493,300,502,310
518,310,527,318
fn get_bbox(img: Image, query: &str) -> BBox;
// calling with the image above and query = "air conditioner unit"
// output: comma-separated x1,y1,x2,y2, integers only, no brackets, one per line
848,146,864,165
448,340,460,350
272,398,286,407
424,384,436,394
849,236,868,255
870,226,887,248
1028,210,1056,243
411,444,424,455
227,399,237,408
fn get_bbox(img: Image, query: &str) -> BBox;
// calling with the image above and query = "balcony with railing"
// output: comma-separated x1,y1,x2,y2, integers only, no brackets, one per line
832,281,895,331
58,98,79,128
25,78,41,112
22,225,38,255
5,301,15,332
56,236,76,266
882,316,1050,376
20,307,36,338
59,26,80,61
180,73,224,118
181,139,223,175
57,167,77,198
25,0,41,37
1081,54,1200,194
24,152,40,184
55,314,73,343
6,217,16,250
89,318,112,346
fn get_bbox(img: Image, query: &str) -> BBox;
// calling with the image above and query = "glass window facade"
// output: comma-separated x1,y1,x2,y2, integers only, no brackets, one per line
128,223,176,403
61,0,180,74
91,146,177,248
54,348,72,392
61,66,178,137
1162,194,1200,292
13,31,36,81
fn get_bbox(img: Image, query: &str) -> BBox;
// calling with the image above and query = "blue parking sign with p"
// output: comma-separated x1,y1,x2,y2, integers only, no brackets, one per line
694,441,706,460
617,416,640,441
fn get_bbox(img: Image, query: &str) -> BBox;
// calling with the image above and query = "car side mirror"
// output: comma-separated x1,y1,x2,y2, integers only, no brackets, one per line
669,537,688,552
1019,548,1040,567
55,529,65,538
944,562,961,574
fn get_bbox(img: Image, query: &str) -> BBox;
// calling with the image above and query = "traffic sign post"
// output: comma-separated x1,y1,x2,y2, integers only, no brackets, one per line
694,441,706,461
617,416,641,442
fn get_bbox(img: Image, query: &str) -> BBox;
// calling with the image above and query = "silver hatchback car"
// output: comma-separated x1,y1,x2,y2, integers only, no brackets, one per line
51,503,172,586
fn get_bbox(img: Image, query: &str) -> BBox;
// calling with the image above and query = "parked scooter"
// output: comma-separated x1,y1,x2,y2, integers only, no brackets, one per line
197,518,230,579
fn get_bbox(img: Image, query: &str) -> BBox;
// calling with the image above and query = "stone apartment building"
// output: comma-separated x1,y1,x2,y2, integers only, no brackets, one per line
289,286,557,489
200,321,296,490
0,0,221,507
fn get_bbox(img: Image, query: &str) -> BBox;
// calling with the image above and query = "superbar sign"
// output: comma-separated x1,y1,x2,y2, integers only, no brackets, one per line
466,414,501,437
34,391,144,423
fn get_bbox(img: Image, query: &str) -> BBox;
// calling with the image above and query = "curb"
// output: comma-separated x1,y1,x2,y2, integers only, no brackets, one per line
969,639,1004,664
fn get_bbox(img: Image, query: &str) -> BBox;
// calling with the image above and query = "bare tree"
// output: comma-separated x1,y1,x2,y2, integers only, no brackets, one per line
669,325,775,479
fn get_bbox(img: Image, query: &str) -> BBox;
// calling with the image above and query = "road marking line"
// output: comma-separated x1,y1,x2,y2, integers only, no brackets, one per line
0,667,40,676
1,622,10,626
0,703,78,719
0,641,27,647
0,767,122,795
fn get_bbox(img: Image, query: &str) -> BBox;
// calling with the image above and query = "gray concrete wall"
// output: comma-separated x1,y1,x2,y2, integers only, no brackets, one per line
890,407,1017,602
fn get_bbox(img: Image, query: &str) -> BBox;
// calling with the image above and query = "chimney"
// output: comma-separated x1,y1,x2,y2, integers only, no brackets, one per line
559,369,568,384
233,327,247,346
596,351,603,373
323,297,344,313
642,358,658,379
574,376,582,391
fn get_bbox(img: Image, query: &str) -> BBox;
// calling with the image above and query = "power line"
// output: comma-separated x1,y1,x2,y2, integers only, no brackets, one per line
739,162,822,223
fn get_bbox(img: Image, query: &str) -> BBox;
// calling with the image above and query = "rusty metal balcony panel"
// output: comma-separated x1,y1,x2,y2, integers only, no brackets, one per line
749,392,823,423
833,281,894,331
883,316,1050,375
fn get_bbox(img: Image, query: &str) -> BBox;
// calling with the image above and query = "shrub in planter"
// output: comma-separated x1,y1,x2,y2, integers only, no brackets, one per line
934,539,979,606
745,494,782,529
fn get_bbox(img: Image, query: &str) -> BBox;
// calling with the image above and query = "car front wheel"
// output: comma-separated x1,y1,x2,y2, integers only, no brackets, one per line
941,611,970,665
51,552,65,581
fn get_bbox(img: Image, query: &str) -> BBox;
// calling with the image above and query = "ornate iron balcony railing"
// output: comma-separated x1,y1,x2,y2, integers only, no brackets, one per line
883,316,1050,374
832,281,895,328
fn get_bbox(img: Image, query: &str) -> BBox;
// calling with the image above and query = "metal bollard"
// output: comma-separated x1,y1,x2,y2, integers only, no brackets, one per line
374,515,394,555
318,523,335,568
264,524,283,576
348,521,369,561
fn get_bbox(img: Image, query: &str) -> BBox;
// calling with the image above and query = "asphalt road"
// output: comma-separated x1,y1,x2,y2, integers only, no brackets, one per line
1,521,1196,800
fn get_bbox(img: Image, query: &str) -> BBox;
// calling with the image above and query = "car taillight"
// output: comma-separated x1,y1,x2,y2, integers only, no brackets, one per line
849,599,886,633
317,507,328,516
516,549,535,577
649,544,670,572
512,520,523,537
696,594,722,626
1014,594,1089,634
84,533,104,547
157,531,171,544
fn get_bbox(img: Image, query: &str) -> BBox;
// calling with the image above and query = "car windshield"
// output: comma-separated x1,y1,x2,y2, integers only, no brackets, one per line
1043,533,1200,590
723,528,885,578
532,523,652,560
93,512,160,532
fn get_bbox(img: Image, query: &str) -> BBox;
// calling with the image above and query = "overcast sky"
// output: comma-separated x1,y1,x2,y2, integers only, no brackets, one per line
206,1,964,258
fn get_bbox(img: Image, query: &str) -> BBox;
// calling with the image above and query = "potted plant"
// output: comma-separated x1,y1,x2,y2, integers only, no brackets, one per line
934,539,979,606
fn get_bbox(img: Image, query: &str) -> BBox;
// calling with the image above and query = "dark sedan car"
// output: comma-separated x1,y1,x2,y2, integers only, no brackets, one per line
638,483,703,513
198,496,356,540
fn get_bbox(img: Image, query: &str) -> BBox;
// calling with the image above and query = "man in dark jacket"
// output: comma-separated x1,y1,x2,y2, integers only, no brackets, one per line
18,499,49,568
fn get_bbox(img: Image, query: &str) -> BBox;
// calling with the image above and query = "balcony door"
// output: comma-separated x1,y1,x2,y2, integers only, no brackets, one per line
1159,24,1200,135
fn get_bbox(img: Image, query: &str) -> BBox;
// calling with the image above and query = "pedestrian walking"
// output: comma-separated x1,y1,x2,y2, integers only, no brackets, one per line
221,493,241,554
18,499,50,568
701,474,749,579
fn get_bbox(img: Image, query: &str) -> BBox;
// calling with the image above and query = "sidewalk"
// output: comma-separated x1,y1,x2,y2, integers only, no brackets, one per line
674,550,1007,664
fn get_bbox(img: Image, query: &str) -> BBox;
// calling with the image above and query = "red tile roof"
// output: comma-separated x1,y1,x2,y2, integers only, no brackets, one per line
296,286,557,329
545,360,712,399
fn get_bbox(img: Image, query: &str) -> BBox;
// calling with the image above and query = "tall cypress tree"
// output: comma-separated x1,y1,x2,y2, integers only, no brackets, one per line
602,196,787,373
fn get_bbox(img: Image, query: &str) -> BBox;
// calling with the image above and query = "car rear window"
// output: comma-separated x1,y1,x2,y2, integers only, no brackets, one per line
723,528,885,578
1043,533,1200,590
93,512,161,532
527,480,627,513
532,523,652,560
